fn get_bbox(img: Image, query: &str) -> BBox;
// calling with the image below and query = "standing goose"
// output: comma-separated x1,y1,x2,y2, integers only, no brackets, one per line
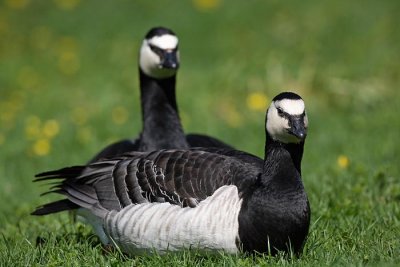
32,92,310,255
90,27,231,162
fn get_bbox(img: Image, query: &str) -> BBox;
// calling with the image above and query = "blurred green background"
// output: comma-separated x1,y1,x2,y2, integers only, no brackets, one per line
0,0,399,265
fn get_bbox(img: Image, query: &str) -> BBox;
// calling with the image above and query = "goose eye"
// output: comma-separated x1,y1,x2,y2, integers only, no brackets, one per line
149,44,163,56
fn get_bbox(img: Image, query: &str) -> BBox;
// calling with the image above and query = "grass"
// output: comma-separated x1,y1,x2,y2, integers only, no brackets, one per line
1,0,400,266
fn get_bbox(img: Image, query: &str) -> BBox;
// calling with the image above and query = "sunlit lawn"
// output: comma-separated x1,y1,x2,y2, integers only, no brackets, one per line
1,0,399,266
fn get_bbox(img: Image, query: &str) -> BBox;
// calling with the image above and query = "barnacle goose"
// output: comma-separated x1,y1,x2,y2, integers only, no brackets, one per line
90,27,231,162
32,92,310,255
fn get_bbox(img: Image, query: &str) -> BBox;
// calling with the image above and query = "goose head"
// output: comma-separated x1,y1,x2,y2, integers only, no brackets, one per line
139,27,180,79
266,92,308,144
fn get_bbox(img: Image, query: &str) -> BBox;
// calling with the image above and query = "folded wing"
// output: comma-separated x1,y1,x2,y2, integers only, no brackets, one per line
33,149,262,215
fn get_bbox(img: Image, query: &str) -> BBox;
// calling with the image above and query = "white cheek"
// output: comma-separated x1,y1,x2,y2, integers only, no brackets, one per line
139,44,160,72
266,108,300,144
267,109,288,140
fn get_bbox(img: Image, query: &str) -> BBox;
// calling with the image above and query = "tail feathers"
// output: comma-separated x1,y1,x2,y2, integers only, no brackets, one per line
31,199,79,215
33,164,110,217
34,166,86,182
34,162,118,185
33,183,104,216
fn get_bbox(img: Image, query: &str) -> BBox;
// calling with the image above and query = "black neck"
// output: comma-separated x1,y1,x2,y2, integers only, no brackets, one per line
264,133,304,175
138,69,188,151
139,69,178,112
237,133,309,255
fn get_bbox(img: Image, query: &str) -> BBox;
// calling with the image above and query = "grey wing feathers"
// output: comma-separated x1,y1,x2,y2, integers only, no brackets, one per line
32,149,261,216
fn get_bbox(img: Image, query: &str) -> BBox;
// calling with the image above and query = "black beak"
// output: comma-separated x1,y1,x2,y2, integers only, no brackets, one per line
288,116,307,141
160,50,179,69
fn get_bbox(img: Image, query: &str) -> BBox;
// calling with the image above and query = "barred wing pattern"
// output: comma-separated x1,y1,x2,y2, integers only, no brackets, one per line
34,149,261,215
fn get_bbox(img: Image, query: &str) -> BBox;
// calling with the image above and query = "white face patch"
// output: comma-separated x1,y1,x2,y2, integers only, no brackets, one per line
139,34,179,79
266,99,307,144
148,34,178,50
275,99,305,115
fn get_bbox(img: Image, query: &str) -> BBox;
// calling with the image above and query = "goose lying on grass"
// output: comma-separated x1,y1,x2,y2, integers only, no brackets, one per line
33,92,310,255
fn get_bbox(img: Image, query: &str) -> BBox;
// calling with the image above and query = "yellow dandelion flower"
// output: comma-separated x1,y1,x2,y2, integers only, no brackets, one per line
246,92,268,112
5,0,30,9
33,138,51,156
192,0,222,11
42,120,60,138
71,106,88,125
54,0,80,10
58,51,80,75
112,106,129,125
25,115,41,140
76,126,92,144
337,155,349,169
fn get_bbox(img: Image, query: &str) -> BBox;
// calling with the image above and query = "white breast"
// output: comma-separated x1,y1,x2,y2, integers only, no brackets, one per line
103,185,242,255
